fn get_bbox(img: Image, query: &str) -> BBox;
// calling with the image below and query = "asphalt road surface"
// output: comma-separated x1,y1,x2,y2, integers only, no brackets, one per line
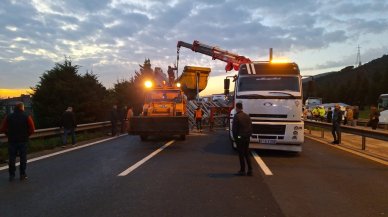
1,131,387,217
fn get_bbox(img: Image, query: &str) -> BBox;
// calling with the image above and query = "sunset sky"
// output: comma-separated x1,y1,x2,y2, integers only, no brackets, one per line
1,0,388,98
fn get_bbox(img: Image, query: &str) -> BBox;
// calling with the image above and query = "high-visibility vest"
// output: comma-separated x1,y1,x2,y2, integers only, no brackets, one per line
195,109,202,119
319,108,325,117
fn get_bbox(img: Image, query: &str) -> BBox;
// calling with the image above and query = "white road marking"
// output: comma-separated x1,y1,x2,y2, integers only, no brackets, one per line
118,140,175,176
306,135,388,166
251,151,273,176
188,132,207,136
0,135,126,171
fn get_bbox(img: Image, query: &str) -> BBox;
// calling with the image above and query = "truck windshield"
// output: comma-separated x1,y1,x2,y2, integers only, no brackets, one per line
238,76,300,92
146,90,182,103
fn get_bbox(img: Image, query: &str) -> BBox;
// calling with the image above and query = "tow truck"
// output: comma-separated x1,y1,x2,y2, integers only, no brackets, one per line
128,81,189,140
177,40,304,152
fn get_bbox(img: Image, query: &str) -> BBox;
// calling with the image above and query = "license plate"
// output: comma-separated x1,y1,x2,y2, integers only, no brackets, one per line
259,139,276,144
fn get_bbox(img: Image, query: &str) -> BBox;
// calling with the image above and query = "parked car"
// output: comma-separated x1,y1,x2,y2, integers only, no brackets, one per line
211,94,226,102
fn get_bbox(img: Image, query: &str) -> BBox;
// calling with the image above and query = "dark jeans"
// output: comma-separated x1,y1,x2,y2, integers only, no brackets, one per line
8,142,28,177
111,122,117,136
236,136,252,172
209,121,214,130
63,128,76,145
370,119,379,130
196,118,202,130
332,122,341,142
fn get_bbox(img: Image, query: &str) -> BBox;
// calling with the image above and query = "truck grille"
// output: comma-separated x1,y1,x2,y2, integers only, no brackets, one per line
252,124,286,135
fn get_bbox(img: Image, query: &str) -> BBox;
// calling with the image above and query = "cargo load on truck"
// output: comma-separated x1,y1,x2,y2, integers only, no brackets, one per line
178,66,211,100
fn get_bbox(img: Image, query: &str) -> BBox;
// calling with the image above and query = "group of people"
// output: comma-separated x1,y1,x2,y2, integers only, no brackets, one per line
193,105,229,132
110,105,134,137
319,104,381,145
0,102,137,182
0,103,78,181
305,105,360,126
306,104,381,131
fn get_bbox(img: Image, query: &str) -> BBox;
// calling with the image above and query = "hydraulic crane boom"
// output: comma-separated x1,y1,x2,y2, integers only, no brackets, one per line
177,40,252,72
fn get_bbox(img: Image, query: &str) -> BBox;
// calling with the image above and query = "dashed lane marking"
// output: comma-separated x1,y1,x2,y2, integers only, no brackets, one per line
118,140,175,176
188,132,207,136
251,151,273,176
306,135,388,166
0,134,127,171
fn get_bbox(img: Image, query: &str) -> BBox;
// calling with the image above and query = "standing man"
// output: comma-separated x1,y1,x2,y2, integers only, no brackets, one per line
167,65,177,86
110,105,119,136
352,106,359,126
209,107,215,131
326,107,333,123
346,106,354,126
331,104,342,144
60,107,76,147
194,105,204,132
319,106,326,122
368,105,380,130
126,105,134,132
232,102,253,176
120,105,128,134
0,102,35,181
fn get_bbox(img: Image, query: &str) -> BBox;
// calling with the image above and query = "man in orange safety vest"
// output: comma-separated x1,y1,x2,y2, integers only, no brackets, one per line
194,105,204,132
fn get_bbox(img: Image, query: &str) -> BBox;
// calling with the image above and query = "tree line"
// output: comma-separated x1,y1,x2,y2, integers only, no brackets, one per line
303,54,388,109
31,58,156,128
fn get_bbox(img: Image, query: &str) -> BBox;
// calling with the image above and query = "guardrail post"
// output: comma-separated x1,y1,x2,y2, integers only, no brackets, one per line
309,126,311,134
362,136,366,150
338,132,341,144
321,128,324,138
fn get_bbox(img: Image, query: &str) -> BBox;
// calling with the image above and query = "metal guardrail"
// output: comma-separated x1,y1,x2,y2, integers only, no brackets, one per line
304,120,388,150
0,121,111,143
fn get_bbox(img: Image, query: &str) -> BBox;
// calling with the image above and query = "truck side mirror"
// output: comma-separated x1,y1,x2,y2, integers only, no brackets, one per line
224,79,230,95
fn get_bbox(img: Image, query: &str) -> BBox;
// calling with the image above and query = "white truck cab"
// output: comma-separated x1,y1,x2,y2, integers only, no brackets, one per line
378,94,388,124
226,62,304,152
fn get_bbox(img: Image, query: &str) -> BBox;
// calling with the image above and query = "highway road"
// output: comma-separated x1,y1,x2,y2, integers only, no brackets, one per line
1,131,387,217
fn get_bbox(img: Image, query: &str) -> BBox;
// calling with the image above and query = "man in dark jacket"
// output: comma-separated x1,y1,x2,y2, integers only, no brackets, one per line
0,102,35,181
110,105,119,136
331,104,342,144
326,107,333,123
61,107,76,147
119,106,128,133
232,102,253,176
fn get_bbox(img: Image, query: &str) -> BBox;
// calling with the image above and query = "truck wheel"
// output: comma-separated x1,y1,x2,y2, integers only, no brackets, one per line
140,135,147,141
179,134,186,140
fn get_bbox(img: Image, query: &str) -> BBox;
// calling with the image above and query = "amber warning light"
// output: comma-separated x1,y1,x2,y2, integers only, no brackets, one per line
145,80,153,88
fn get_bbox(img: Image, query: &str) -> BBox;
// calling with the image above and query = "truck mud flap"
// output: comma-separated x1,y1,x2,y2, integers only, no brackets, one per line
128,116,189,136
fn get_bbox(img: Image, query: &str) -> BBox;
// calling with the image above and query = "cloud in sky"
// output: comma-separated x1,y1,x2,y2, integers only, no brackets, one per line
0,0,388,93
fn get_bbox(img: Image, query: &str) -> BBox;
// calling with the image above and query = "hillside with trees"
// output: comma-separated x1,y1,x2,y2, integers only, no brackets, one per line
303,54,388,108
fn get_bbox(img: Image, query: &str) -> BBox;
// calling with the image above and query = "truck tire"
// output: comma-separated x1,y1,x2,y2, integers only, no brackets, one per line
179,134,186,140
140,135,147,141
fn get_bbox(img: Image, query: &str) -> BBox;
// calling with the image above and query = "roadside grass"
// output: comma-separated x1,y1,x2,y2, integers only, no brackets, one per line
0,129,108,164
359,107,370,119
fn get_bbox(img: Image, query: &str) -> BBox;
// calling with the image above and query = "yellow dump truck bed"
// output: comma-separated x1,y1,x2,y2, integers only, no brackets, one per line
178,66,211,100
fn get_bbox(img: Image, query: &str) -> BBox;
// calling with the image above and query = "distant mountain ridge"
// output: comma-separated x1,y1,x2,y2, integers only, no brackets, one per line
302,54,388,107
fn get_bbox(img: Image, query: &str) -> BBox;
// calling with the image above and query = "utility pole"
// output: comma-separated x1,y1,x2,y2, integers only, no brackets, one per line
355,45,362,67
